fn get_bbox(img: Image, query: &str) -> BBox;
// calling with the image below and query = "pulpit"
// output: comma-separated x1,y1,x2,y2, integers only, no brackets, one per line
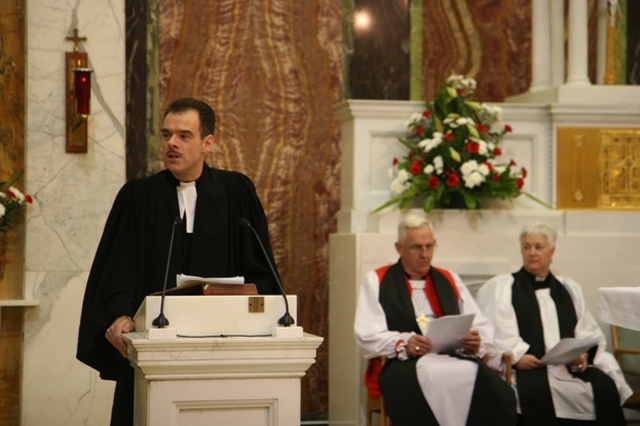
125,295,323,426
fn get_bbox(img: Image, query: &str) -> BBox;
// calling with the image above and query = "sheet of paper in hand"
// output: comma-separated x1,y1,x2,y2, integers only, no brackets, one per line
425,313,475,354
540,336,600,365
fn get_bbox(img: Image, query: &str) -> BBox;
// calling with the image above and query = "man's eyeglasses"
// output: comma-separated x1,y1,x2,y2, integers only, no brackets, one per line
406,243,436,254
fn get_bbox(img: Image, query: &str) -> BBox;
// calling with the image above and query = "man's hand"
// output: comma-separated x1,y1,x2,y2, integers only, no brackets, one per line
408,334,433,357
461,329,481,355
514,354,542,370
105,315,135,358
569,353,588,373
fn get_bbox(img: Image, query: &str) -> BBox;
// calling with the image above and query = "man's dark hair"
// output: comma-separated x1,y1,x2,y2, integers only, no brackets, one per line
164,98,216,137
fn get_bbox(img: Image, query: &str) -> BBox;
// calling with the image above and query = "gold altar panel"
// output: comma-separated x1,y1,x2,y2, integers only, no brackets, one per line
557,128,640,210
599,130,640,208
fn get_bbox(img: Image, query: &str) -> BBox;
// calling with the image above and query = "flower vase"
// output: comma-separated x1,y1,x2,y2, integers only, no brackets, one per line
439,192,470,209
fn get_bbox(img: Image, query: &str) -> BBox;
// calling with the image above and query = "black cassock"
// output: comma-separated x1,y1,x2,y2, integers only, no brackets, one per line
76,164,280,425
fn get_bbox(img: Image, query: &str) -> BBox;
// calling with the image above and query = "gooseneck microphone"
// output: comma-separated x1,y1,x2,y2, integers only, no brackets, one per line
239,217,295,327
152,216,182,328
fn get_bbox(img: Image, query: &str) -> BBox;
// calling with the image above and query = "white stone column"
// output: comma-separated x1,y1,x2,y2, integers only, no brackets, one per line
530,0,551,91
550,0,566,86
565,0,591,86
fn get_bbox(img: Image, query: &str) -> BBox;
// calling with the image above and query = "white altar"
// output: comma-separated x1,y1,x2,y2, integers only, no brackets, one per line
328,97,640,425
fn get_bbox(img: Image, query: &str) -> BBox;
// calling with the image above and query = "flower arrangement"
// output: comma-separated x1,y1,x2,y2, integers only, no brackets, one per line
1,169,33,233
376,74,532,213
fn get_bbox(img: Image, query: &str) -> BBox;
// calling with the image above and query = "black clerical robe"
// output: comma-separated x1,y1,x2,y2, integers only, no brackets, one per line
76,165,280,424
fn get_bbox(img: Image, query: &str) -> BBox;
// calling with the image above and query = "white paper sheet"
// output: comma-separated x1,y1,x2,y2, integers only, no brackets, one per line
176,274,244,286
540,336,600,365
425,313,475,354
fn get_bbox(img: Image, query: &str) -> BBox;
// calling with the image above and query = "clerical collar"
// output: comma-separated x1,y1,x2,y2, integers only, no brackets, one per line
524,269,550,289
404,271,429,281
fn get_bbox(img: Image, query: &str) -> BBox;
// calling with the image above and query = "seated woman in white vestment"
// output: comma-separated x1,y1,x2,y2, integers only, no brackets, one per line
476,222,632,426
354,215,516,426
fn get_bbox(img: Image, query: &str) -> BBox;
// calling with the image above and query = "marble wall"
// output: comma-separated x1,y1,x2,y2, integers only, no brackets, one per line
151,1,344,414
23,1,125,425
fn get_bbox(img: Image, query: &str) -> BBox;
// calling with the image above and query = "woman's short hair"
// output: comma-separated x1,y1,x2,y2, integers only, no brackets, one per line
519,222,557,248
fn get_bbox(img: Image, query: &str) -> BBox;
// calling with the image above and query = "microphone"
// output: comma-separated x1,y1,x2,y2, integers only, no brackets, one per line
152,215,182,328
239,217,295,327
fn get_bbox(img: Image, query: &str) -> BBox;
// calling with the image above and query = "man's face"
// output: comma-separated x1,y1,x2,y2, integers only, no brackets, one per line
395,224,437,279
520,233,555,278
161,109,213,182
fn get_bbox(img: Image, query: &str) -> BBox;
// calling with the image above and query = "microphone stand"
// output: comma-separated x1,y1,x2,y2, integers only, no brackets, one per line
152,216,181,328
240,217,295,327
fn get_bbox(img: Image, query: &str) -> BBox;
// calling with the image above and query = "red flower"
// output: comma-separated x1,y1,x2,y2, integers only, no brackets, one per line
414,126,424,136
521,167,528,178
25,194,33,204
409,160,422,175
494,147,502,156
408,152,414,158
445,172,460,187
456,88,463,95
492,173,500,182
483,161,493,171
422,110,432,117
476,123,488,132
510,159,517,167
505,124,513,132
516,178,524,189
6,189,15,198
444,132,455,140
428,176,439,189
467,141,480,154
392,157,398,166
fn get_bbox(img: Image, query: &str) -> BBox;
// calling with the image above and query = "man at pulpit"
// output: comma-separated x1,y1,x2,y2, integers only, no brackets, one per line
354,214,517,425
475,222,631,425
76,97,281,426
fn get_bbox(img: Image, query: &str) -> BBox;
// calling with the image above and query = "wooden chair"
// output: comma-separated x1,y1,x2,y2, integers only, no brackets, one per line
610,325,640,423
365,352,512,426
366,356,387,426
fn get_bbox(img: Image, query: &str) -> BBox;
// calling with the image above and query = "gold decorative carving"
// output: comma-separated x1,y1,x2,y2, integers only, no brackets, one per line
599,130,640,208
557,127,640,210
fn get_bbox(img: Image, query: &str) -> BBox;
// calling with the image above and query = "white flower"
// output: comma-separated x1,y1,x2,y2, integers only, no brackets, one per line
460,160,487,189
8,186,25,203
423,164,434,174
0,203,5,218
444,116,474,129
478,104,503,127
418,132,443,153
433,156,444,174
390,170,412,194
446,74,477,94
405,112,424,130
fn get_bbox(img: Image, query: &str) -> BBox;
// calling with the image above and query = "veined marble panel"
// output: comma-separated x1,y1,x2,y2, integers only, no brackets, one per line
156,0,343,414
23,1,126,425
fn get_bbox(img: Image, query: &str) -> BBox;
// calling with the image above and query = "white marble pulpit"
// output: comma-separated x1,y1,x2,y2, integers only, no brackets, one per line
125,294,322,425
124,332,323,426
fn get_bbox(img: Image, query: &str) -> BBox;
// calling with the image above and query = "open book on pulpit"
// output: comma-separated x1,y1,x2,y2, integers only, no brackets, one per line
135,274,298,339
150,274,258,296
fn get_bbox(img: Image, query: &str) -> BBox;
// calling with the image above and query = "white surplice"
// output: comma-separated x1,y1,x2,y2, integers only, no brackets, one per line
476,274,632,420
354,268,502,426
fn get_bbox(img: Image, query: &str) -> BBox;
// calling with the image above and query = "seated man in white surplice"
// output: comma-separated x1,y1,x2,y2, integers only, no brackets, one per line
354,214,516,426
476,222,631,425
